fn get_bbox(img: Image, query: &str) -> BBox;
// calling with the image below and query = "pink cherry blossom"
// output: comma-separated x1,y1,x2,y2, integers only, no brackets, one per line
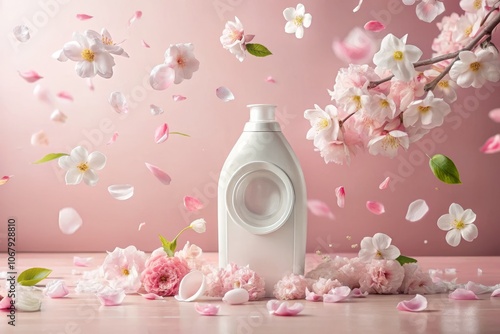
333,27,377,64
267,300,304,316
359,260,405,294
307,199,335,220
449,288,479,300
397,294,428,312
480,134,500,154
450,49,500,88
283,4,312,39
195,303,220,316
220,17,247,62
273,273,308,300
366,201,385,215
163,43,200,84
404,91,451,130
368,129,410,158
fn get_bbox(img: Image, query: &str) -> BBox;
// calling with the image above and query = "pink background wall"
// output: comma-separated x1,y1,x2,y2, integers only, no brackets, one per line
1,0,499,256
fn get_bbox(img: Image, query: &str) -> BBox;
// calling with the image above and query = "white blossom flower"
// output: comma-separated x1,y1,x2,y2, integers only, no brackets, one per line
86,28,129,57
368,129,410,158
449,49,500,88
304,104,340,147
453,12,483,43
101,246,148,293
403,91,451,129
62,32,115,78
358,232,401,262
437,203,478,247
190,218,206,233
220,17,249,62
163,43,200,84
365,93,397,122
58,146,107,186
373,34,423,81
283,3,312,39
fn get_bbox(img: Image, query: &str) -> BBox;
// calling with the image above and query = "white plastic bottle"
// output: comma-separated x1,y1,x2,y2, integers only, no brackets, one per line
218,104,307,297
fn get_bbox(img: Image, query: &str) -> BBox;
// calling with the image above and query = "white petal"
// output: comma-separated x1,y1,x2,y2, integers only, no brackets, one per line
405,199,429,222
59,207,83,234
449,203,464,217
63,41,84,61
70,146,89,163
88,151,106,170
295,26,305,39
216,86,235,102
461,209,477,224
150,104,164,116
65,168,83,185
149,64,175,90
13,25,30,42
285,21,297,33
461,224,478,242
446,229,462,247
83,170,99,186
108,184,134,200
437,213,453,231
303,14,312,28
283,8,296,21
380,245,401,260
108,91,128,114
372,233,392,250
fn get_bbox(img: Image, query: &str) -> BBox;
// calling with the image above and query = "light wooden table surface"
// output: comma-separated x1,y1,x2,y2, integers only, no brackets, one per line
1,253,499,334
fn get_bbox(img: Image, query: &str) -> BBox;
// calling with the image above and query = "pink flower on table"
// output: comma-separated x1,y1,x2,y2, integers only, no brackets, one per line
101,245,148,293
44,280,70,298
399,263,437,294
141,255,190,297
311,278,342,295
175,241,205,271
273,273,308,300
221,263,266,301
359,260,405,294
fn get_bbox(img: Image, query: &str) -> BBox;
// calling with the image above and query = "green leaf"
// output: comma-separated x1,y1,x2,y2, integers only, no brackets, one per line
33,153,68,164
17,267,52,286
429,154,462,184
396,255,418,266
246,43,273,57
159,234,175,257
170,132,191,137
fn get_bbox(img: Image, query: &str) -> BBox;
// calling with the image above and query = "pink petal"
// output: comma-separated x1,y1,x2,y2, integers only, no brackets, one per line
491,288,500,297
31,130,49,146
405,199,429,222
106,132,119,145
449,288,479,300
0,296,13,310
366,201,385,215
488,108,500,123
141,40,150,48
244,34,255,43
172,95,187,101
150,64,175,90
145,162,171,185
44,280,70,298
267,300,304,316
265,76,276,83
76,14,93,20
350,288,368,298
73,256,93,267
479,134,500,154
50,109,67,123
18,70,43,83
138,222,146,231
323,286,351,303
335,186,345,208
86,78,94,91
140,293,164,300
155,123,169,144
397,294,428,312
13,25,30,42
150,104,164,116
128,11,143,27
379,176,391,190
59,207,83,235
96,289,126,306
216,86,235,102
184,196,204,212
364,20,385,32
305,288,322,302
194,303,220,316
108,91,128,114
307,199,335,220
0,175,13,186
33,84,54,104
57,91,74,102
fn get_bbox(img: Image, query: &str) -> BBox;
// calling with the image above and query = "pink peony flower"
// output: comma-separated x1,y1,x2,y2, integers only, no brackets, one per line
273,273,308,300
305,256,350,280
311,278,342,295
399,263,437,294
335,257,366,289
141,255,190,297
175,241,205,271
359,260,405,294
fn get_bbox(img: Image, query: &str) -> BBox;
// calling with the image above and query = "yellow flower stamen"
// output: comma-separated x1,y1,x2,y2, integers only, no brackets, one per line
418,106,431,113
380,99,390,108
469,62,481,72
375,250,383,259
474,0,482,10
122,268,130,276
294,15,304,26
102,36,113,45
77,162,89,172
316,118,330,130
393,51,403,61
464,26,472,37
438,80,449,88
382,135,400,150
353,95,362,110
81,49,95,62
453,219,465,230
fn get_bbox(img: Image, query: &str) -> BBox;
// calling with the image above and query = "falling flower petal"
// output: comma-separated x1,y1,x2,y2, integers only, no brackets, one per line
73,256,93,267
351,288,368,298
150,104,164,115
405,199,429,222
150,64,175,90
397,294,428,312
140,293,164,300
145,162,171,185
216,86,235,102
265,76,276,83
195,303,220,316
155,123,169,144
491,288,500,297
449,288,479,300
488,108,500,123
465,281,492,295
141,40,150,48
364,20,385,32
106,132,119,145
353,0,364,12
31,130,49,146
332,27,377,64
0,175,13,186
33,84,54,104
59,207,83,235
267,300,304,316
96,288,126,306
108,184,134,200
366,201,385,215
172,95,186,101
86,78,94,91
379,176,391,190
184,196,204,212
335,186,345,208
479,134,500,154
76,14,93,20
57,91,74,102
138,222,146,231
109,91,128,114
323,286,351,303
307,199,335,220
128,11,142,27
0,296,13,309
13,25,30,42
50,109,68,123
18,70,43,83
44,280,70,298
305,288,322,302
